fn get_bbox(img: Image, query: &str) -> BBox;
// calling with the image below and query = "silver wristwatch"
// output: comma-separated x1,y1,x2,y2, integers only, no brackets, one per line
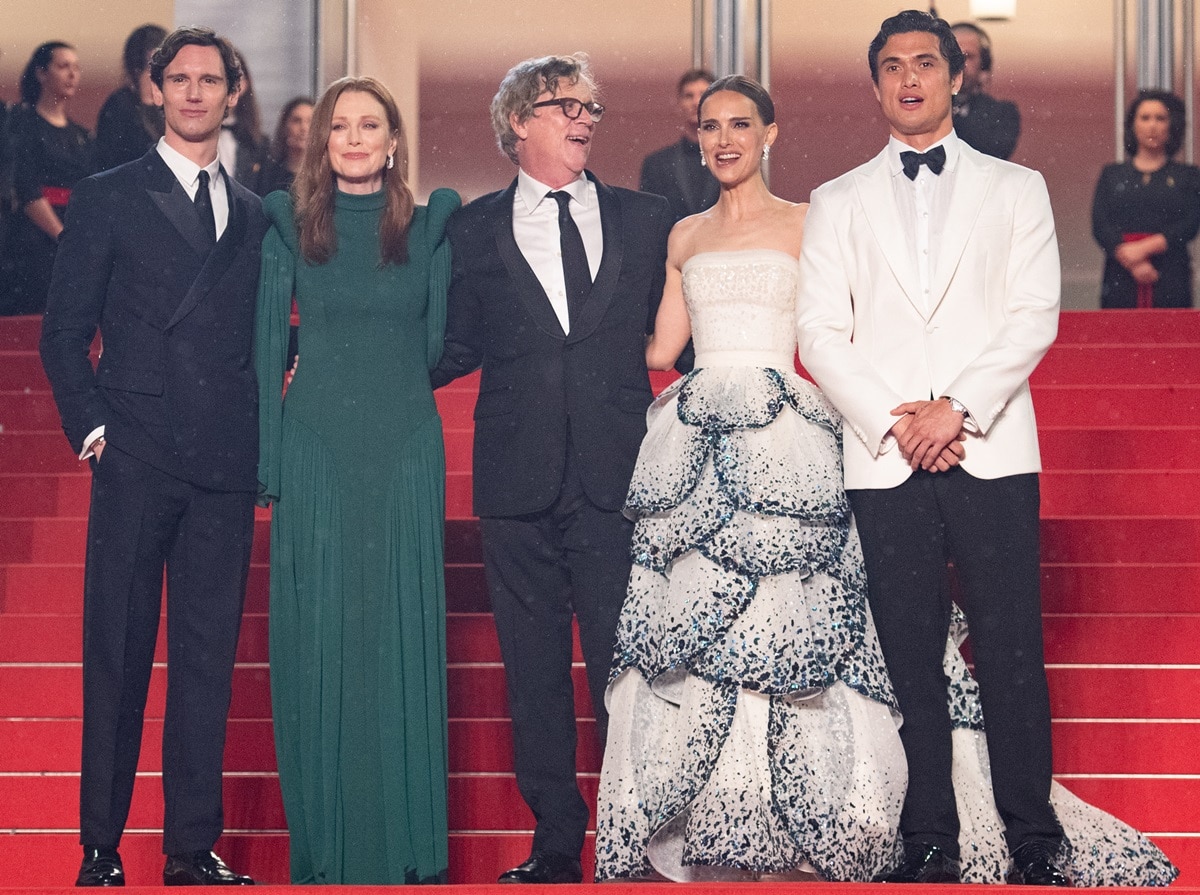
943,396,968,417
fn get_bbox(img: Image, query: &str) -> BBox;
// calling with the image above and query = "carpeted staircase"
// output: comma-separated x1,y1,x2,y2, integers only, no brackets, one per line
1,310,1197,887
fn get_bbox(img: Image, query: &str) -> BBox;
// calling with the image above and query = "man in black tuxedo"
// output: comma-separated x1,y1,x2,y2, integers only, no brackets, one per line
432,53,671,884
40,27,267,887
950,21,1021,160
639,68,719,222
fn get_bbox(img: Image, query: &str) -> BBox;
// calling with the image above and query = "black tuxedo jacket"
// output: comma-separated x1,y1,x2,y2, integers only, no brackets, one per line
639,137,719,222
432,172,671,517
953,92,1021,161
40,148,268,492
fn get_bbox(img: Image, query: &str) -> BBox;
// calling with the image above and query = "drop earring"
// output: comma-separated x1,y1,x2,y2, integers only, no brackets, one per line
762,144,771,161
700,153,706,167
386,153,394,170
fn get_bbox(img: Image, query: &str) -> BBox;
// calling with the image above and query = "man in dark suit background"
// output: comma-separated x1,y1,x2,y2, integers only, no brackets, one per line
639,68,719,222
950,21,1021,160
40,26,267,887
431,53,672,885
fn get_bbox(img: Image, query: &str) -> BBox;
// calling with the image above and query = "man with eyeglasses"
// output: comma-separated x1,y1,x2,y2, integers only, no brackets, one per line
432,53,672,885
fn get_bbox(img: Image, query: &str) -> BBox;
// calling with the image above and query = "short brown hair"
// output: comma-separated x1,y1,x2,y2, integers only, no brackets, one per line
149,26,241,96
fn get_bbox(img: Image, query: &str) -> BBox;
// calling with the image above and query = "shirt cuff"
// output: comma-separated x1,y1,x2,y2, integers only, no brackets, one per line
80,425,105,461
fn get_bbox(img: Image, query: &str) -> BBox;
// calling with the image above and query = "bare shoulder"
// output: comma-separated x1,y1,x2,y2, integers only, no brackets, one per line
666,212,709,267
773,199,809,256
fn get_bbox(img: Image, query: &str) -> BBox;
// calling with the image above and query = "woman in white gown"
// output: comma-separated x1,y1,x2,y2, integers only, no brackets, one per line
593,75,1177,887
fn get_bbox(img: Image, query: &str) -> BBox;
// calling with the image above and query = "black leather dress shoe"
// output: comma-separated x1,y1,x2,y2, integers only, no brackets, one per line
873,842,962,883
163,851,254,886
76,847,125,886
1009,840,1072,886
498,851,584,884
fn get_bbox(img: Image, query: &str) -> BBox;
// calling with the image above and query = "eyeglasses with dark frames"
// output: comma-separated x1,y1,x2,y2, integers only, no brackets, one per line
531,97,606,122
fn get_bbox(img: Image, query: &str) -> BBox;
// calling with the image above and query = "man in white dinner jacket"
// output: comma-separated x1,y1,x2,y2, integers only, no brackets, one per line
797,9,1070,888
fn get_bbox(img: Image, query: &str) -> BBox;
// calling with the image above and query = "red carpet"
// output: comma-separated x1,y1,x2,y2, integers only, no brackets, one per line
1,310,1198,887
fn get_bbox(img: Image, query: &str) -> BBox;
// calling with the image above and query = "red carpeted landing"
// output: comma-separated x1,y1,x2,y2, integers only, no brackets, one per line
2,310,1199,888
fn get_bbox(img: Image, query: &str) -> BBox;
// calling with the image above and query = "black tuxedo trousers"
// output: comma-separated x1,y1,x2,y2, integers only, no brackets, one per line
848,468,1063,856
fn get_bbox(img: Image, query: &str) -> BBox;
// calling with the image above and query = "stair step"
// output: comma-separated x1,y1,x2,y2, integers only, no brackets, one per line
1041,470,1200,514
1048,666,1200,719
0,657,596,727
0,392,66,431
1041,614,1200,665
1033,384,1200,426
1038,426,1200,470
1041,517,1200,563
1055,308,1200,344
0,351,51,392
1032,344,1200,385
0,474,92,517
1052,720,1200,775
1041,563,1200,614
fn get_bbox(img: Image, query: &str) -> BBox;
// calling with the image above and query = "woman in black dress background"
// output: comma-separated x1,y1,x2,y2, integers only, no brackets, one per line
2,41,93,315
256,96,314,197
94,24,167,172
1092,90,1200,309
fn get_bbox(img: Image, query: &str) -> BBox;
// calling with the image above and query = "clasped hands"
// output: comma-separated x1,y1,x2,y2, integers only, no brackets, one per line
1114,236,1165,286
890,399,966,472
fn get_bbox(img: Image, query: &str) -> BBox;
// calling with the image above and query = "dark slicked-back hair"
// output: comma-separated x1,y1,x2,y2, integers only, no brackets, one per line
20,42,73,106
1125,89,1186,158
122,24,167,84
677,67,716,96
149,26,241,97
698,74,775,126
491,53,598,165
868,9,965,84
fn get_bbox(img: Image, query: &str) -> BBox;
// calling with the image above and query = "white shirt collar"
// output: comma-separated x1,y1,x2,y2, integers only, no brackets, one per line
515,169,590,216
156,136,221,191
886,130,960,177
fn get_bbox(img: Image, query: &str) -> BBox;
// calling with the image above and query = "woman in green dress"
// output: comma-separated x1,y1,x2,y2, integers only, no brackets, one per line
255,75,459,884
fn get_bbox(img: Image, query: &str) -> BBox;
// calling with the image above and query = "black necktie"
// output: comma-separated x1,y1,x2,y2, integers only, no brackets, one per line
900,144,947,181
194,169,216,243
550,191,591,328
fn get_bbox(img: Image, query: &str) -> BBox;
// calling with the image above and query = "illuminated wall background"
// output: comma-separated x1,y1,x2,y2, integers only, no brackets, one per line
1,1,1186,308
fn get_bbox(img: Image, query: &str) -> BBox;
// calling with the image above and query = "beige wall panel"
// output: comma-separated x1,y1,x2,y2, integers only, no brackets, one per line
1,0,173,129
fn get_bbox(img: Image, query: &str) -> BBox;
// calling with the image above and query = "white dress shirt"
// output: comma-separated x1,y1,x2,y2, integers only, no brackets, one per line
157,136,230,240
886,131,959,315
885,130,976,430
81,139,230,459
512,169,602,335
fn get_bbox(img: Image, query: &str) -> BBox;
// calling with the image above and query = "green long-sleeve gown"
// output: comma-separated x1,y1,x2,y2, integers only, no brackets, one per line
256,186,460,884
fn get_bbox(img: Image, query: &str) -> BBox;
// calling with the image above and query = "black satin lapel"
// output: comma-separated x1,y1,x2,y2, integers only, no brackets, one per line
494,184,567,340
148,178,211,257
567,175,622,344
166,181,247,329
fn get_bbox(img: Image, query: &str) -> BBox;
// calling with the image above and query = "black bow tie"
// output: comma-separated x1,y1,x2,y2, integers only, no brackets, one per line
900,144,946,180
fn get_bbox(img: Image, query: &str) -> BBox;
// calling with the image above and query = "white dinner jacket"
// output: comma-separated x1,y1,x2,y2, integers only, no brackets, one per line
797,137,1060,491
